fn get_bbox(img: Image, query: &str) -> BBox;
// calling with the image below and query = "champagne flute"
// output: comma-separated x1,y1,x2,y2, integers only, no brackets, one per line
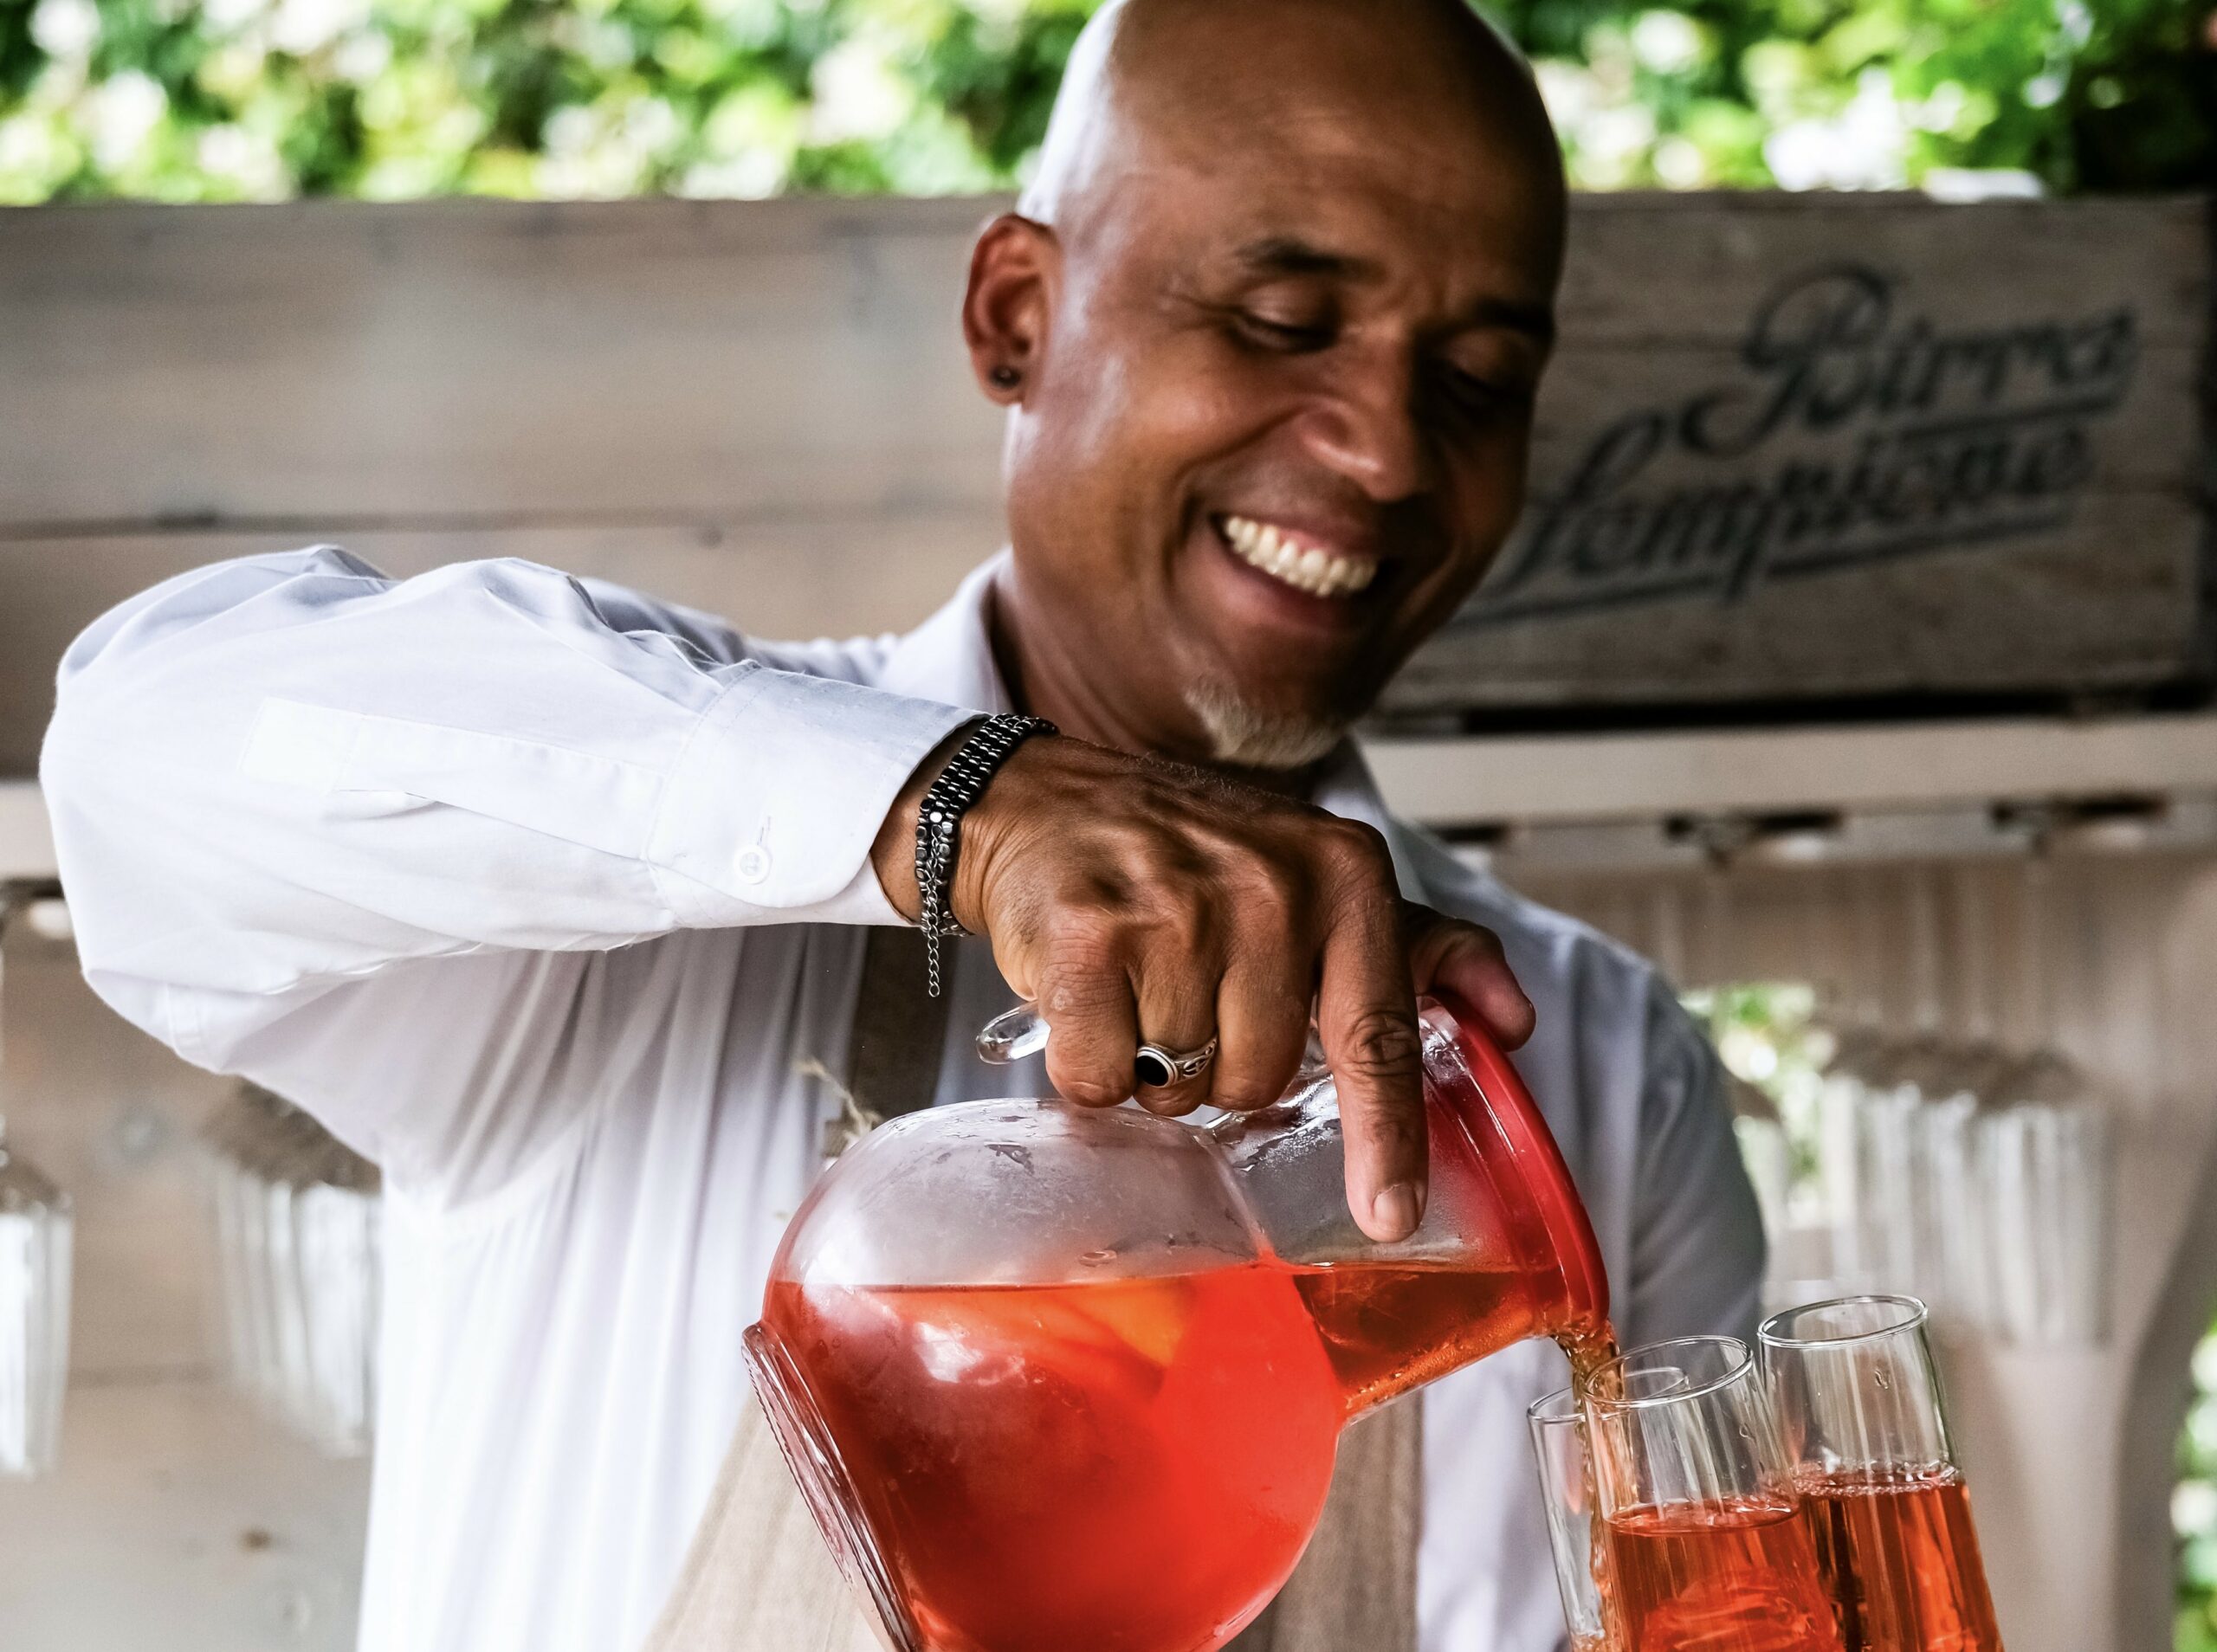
1760,1294,2003,1650
1583,1336,1844,1652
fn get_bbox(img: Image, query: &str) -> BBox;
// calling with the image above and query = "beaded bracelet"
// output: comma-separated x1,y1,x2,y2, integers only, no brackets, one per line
914,713,1057,997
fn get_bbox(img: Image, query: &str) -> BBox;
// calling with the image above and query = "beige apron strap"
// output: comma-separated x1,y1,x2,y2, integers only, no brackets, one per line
641,1389,889,1652
643,926,951,1652
845,926,953,1127
1226,1393,1425,1652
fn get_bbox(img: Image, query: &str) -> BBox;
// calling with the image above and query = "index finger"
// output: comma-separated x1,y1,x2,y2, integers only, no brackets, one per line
1317,861,1428,1244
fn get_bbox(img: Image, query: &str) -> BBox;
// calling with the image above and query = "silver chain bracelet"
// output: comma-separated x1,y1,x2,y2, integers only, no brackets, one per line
913,713,1057,997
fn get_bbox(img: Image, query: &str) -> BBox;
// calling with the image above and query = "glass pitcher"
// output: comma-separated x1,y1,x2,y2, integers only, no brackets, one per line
743,1000,1609,1652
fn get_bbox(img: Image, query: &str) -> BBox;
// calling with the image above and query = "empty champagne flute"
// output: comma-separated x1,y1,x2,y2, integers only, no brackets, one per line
203,1085,381,1455
1981,1094,2110,1347
1760,1295,2003,1651
1529,1384,1610,1652
1584,1336,1845,1652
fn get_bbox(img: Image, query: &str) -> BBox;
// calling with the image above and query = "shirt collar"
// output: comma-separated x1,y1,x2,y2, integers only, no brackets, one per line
876,552,1016,715
882,552,1425,900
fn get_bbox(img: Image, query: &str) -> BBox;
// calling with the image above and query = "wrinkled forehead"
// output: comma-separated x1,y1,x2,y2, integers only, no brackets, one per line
1060,9,1565,309
1083,98,1564,317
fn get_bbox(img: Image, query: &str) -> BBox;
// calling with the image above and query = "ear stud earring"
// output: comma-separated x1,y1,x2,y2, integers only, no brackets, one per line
988,365,1022,389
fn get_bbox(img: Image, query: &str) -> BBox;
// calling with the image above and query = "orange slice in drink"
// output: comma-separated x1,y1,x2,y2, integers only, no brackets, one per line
1067,1275,1198,1370
860,1278,1200,1405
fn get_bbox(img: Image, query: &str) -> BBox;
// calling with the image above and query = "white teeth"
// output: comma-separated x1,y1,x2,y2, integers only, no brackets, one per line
1218,515,1379,598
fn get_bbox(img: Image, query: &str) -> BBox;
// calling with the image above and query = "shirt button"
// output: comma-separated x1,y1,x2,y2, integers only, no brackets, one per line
735,845,772,885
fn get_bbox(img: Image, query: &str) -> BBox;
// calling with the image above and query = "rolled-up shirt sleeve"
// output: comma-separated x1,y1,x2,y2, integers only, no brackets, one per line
41,545,970,1097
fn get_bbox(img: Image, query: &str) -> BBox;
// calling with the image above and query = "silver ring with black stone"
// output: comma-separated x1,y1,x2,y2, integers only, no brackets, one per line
1134,1036,1218,1090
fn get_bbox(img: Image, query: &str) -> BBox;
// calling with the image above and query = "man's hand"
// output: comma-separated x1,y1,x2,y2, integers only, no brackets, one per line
871,733,1534,1242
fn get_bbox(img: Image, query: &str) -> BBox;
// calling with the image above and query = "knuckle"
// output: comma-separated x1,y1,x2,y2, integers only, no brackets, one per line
1318,816,1393,882
1037,919,1124,986
1429,917,1506,968
1076,866,1137,912
1454,919,1508,958
1367,1101,1429,1164
1035,968,1111,1023
1154,887,1219,955
1233,858,1309,931
1339,1007,1423,1085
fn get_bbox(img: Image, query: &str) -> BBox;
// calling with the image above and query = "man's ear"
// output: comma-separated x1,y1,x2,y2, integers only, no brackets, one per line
962,213,1057,406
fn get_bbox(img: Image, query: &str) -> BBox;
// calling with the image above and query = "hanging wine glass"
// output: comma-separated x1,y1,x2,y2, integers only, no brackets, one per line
0,888,73,1479
0,1115,71,1479
1975,855,2113,1347
201,1084,381,1455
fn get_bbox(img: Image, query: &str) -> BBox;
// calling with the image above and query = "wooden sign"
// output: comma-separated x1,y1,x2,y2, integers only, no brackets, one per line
1383,194,2214,719
0,194,2208,777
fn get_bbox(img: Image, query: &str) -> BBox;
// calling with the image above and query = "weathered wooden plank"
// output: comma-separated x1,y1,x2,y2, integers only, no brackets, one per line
3,197,1005,524
0,513,1003,773
1,191,2206,722
1523,342,2201,493
1554,193,2209,348
5,194,2202,524
1392,492,2200,709
1393,193,2212,711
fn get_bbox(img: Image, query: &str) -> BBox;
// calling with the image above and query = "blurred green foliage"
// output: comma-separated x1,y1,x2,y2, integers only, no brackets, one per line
0,0,2208,203
2181,1330,2217,1652
1683,980,1829,1195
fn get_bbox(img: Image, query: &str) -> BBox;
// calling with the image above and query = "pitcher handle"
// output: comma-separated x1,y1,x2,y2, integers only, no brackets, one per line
976,1003,1051,1065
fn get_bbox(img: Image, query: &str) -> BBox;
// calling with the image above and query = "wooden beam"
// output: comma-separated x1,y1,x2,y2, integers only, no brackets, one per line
1361,713,2217,827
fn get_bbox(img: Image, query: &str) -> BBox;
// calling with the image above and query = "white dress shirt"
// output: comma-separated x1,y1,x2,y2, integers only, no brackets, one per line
42,546,1762,1652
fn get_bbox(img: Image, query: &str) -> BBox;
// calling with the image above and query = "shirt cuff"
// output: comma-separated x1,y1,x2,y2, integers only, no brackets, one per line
647,663,975,926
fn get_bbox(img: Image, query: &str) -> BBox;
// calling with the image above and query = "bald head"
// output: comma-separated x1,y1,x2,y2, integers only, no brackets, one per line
966,0,1567,771
1022,0,1561,238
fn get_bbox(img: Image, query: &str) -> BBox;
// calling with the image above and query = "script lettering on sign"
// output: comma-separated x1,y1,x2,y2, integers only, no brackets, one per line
1464,264,2139,626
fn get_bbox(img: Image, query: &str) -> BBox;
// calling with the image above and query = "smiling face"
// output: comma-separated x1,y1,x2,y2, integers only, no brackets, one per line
971,0,1567,771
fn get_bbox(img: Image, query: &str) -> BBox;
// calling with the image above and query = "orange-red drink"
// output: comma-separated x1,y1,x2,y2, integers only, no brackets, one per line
1603,1494,1848,1652
763,1257,1595,1652
1798,1469,2002,1652
1294,1262,1544,1410
765,1266,1335,1652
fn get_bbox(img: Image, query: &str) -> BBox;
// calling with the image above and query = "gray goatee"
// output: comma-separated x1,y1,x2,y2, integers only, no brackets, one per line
1183,679,1351,772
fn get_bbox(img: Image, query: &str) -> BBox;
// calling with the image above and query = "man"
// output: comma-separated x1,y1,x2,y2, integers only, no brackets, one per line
42,0,1761,1648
